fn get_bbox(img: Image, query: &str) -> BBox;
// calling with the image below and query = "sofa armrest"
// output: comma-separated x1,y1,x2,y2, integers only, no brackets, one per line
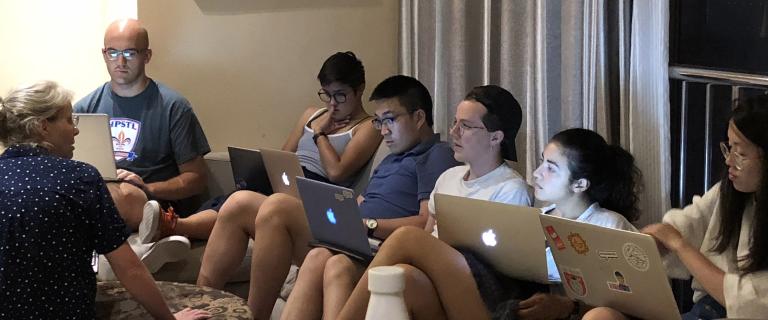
204,152,235,200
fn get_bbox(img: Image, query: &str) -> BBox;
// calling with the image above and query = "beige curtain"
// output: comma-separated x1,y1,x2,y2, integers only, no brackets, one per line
627,1,671,226
400,0,670,225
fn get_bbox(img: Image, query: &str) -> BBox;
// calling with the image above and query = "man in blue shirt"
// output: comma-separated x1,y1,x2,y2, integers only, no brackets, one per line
75,19,211,231
196,75,460,318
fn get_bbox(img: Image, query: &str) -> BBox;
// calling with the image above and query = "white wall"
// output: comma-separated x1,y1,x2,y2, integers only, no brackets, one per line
0,0,136,100
0,0,398,153
139,0,398,151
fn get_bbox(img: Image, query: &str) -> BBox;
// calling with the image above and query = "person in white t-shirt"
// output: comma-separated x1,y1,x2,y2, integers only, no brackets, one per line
336,128,643,320
584,95,768,320
279,85,530,320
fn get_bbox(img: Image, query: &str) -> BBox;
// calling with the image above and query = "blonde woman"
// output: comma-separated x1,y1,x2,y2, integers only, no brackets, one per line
0,81,209,320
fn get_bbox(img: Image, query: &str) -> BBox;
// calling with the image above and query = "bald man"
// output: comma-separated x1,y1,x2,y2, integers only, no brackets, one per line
76,19,210,230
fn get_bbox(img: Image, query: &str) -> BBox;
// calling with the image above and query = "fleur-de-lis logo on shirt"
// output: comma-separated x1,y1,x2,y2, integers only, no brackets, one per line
112,131,132,148
109,118,141,161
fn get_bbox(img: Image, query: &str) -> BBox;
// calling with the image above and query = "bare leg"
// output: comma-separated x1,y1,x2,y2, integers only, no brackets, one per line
339,263,448,320
280,248,334,320
107,182,147,230
175,209,217,240
197,190,266,289
582,307,629,320
337,226,490,320
322,254,366,320
247,193,314,319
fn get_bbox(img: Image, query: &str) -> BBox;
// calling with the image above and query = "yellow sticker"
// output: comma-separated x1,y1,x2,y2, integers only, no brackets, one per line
568,232,589,255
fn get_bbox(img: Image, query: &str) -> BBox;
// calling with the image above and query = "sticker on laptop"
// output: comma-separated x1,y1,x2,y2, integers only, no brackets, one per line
598,250,619,261
562,267,588,297
622,243,649,272
544,225,566,250
568,232,590,255
606,270,632,293
335,191,355,201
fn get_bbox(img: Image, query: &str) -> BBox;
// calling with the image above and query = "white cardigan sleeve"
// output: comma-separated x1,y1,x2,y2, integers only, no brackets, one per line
660,183,721,279
722,204,768,317
723,270,768,317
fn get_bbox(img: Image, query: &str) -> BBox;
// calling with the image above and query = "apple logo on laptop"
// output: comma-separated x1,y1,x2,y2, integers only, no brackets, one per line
482,229,497,247
282,172,290,186
326,208,337,224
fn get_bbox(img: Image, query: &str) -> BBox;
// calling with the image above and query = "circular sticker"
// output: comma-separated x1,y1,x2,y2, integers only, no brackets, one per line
622,243,649,272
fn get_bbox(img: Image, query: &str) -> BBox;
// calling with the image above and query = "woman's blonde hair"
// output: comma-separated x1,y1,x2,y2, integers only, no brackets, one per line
0,81,72,149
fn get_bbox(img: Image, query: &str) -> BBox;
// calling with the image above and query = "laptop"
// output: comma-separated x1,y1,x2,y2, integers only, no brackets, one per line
295,177,377,262
434,193,550,283
260,148,305,198
539,214,680,320
227,146,304,197
72,113,118,180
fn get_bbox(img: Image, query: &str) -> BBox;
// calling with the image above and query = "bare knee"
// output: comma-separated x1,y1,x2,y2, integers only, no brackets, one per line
301,247,334,271
254,194,304,230
219,190,267,212
108,182,147,229
379,226,429,251
323,254,360,286
122,182,147,204
393,264,427,285
582,307,628,320
259,193,302,215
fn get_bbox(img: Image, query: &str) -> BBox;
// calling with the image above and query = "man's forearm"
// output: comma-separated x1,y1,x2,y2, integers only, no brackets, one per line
147,171,206,200
373,215,428,238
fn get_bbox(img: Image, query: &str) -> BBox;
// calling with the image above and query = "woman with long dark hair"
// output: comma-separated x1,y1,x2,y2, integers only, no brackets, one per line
585,95,768,319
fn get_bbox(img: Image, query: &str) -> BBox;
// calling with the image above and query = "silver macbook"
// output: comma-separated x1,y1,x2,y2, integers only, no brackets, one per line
72,113,117,180
539,214,680,320
227,146,304,197
295,177,376,262
435,193,550,283
260,148,304,198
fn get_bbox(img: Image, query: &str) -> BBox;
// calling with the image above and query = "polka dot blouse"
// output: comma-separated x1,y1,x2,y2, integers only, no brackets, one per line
0,144,130,319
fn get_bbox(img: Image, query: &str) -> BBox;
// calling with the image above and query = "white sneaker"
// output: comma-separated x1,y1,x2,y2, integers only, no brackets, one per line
140,235,191,273
138,200,161,244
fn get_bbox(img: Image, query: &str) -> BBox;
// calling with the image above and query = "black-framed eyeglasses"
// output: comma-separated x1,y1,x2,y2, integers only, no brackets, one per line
372,112,410,130
318,90,347,104
103,48,146,61
450,119,487,136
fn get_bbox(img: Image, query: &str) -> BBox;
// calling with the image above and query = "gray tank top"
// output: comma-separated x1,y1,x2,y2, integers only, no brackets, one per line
296,108,368,187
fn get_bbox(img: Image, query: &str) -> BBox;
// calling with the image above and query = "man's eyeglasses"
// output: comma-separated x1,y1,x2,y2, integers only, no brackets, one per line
72,115,80,128
720,142,750,171
450,119,486,136
103,48,146,61
372,113,409,130
318,90,347,104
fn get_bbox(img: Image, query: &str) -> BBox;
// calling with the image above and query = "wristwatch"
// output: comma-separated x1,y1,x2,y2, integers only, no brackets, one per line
365,218,378,238
312,131,327,144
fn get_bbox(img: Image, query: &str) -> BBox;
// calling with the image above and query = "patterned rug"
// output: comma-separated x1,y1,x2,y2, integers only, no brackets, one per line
96,281,252,319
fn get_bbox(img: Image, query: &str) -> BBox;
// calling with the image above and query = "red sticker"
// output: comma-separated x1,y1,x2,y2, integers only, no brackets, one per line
545,225,566,250
563,268,588,297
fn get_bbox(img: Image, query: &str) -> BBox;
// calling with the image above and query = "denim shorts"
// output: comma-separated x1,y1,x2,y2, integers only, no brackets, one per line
681,295,726,320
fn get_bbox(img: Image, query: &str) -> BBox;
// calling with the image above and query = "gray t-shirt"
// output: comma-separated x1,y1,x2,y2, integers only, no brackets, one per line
74,80,210,184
